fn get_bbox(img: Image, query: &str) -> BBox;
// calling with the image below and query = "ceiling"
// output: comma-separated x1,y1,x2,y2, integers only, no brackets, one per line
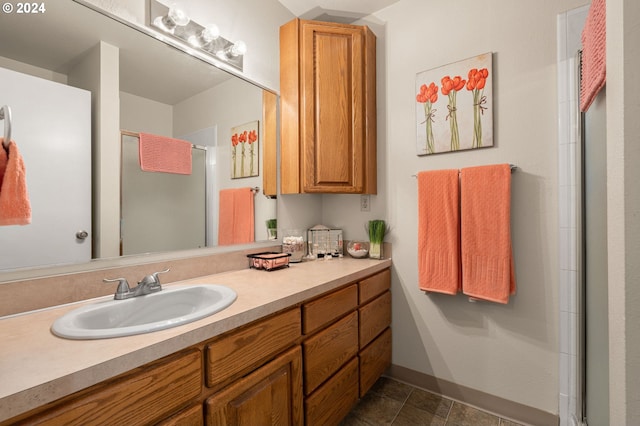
277,0,399,22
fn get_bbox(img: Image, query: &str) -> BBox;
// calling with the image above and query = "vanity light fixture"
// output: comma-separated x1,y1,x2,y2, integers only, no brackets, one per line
149,0,246,71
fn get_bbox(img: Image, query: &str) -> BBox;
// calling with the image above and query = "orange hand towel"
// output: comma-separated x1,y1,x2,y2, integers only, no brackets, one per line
417,169,460,295
0,139,31,226
218,188,255,245
138,132,192,175
460,164,515,304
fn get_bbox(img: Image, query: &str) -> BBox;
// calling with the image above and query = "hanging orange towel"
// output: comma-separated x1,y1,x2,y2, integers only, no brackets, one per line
417,169,461,295
0,139,31,226
218,187,255,245
138,132,192,174
460,164,515,304
580,0,606,112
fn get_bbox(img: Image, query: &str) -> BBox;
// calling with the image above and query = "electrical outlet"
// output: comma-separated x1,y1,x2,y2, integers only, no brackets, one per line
360,195,370,212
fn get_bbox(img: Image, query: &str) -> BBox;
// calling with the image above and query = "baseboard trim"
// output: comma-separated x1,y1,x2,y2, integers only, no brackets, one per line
386,364,559,426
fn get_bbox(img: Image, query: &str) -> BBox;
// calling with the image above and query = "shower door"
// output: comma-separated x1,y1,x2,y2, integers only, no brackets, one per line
120,133,206,255
581,86,609,425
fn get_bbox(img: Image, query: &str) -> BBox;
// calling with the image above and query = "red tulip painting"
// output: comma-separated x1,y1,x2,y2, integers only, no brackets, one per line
230,121,259,178
415,53,493,155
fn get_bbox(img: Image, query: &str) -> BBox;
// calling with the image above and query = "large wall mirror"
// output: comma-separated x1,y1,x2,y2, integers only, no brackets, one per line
0,0,278,274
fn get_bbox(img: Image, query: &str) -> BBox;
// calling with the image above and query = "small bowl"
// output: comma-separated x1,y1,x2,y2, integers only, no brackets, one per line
347,241,369,258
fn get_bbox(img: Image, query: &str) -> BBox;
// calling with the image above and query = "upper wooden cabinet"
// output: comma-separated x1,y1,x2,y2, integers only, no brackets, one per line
280,18,377,194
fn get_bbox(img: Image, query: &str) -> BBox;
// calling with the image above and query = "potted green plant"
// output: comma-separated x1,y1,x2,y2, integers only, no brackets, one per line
266,218,277,240
368,220,387,259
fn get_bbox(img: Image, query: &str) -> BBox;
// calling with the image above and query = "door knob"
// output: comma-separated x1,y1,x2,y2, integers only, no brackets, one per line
76,230,89,240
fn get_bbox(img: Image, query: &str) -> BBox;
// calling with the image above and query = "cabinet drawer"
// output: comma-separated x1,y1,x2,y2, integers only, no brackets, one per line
359,327,392,397
303,311,358,395
359,291,391,348
205,346,303,426
359,269,391,304
305,357,359,426
302,284,357,335
157,404,203,426
206,308,301,389
21,349,202,426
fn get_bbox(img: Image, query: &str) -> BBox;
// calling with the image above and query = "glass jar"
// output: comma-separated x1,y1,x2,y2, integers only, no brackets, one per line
282,229,305,262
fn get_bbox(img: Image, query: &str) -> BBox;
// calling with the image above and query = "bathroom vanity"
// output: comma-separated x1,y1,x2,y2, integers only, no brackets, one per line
0,258,391,425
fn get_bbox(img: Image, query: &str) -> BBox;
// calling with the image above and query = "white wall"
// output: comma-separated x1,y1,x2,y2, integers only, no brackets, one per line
606,0,640,423
327,0,591,416
173,77,276,243
120,92,173,136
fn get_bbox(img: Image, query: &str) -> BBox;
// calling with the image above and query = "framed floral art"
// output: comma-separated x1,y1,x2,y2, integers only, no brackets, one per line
415,52,493,155
230,120,259,178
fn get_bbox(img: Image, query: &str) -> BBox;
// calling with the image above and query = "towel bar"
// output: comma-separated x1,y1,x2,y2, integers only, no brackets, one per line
0,105,11,149
412,164,518,178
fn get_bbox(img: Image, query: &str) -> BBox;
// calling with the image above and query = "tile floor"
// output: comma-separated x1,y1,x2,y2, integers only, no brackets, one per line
341,376,526,426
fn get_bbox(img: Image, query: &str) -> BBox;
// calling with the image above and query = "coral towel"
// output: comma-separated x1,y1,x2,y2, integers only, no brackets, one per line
0,139,31,226
580,0,606,112
460,164,515,303
417,169,461,295
138,132,192,174
218,188,255,245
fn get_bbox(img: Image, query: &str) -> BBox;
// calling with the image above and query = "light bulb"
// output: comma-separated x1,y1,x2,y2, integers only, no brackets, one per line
229,40,247,57
201,24,220,44
167,3,189,26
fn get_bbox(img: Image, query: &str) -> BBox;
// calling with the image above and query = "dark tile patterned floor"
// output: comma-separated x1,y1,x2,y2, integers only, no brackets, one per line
341,377,526,426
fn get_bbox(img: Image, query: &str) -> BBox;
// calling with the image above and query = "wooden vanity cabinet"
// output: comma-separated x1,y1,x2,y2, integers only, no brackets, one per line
280,18,377,194
4,268,391,426
358,269,392,397
8,349,202,426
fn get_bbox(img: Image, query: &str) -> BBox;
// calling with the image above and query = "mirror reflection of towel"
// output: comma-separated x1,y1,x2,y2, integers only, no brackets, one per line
218,188,254,245
138,132,192,175
0,139,31,226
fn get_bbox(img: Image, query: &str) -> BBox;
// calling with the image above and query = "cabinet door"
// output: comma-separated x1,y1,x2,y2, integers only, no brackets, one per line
205,346,303,426
299,22,367,193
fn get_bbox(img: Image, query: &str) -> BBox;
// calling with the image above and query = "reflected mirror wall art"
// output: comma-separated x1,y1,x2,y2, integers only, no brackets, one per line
416,52,493,155
231,120,259,178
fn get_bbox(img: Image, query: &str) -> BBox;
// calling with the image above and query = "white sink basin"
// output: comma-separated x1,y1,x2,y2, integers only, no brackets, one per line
51,284,237,340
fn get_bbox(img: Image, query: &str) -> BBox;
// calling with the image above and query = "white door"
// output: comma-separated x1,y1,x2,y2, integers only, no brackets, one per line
0,67,91,270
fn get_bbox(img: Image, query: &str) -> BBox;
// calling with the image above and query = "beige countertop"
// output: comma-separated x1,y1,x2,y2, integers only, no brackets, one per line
0,257,391,422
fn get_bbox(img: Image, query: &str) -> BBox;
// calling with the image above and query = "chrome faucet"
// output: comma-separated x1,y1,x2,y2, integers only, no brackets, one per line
103,268,170,300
